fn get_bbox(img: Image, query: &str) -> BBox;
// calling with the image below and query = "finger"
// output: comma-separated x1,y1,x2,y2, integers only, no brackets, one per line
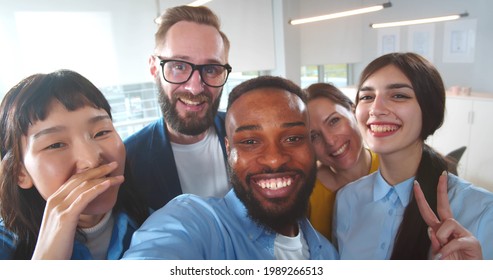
435,218,472,246
34,179,118,260
413,180,440,229
66,179,115,212
436,171,453,221
427,227,442,255
437,236,483,260
62,175,124,210
47,175,123,215
50,162,119,201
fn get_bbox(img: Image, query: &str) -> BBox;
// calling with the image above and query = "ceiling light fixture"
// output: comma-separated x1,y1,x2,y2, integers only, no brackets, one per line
289,2,392,25
370,12,469,28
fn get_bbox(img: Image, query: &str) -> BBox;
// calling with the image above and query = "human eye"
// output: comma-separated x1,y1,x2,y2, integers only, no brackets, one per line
310,131,321,142
392,92,412,100
358,93,374,102
44,142,66,150
202,65,222,77
168,61,189,72
327,116,341,126
285,135,305,144
239,138,258,145
94,130,113,138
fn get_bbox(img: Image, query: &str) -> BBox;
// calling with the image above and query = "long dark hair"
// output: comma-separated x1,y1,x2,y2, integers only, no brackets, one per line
0,69,148,259
356,53,448,259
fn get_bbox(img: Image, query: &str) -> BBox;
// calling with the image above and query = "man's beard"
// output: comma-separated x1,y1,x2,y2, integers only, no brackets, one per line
157,78,222,136
230,164,316,232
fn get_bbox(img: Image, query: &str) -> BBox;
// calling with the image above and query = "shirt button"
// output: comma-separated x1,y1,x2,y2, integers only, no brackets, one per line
388,209,394,215
380,243,386,250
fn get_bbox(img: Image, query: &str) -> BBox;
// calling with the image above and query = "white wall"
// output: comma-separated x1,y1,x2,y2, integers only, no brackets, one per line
0,0,279,97
354,0,492,93
281,0,493,93
0,0,156,95
2,0,492,94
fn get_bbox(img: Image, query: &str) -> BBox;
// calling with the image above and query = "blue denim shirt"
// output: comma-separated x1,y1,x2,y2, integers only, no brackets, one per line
0,211,139,260
123,189,339,260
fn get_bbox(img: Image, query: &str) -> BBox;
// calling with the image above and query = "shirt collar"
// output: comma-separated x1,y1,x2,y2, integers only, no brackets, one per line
373,170,414,207
224,189,275,241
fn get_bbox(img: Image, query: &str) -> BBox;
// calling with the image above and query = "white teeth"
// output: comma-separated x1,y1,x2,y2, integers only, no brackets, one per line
181,98,201,106
370,124,398,133
332,143,348,156
257,177,292,190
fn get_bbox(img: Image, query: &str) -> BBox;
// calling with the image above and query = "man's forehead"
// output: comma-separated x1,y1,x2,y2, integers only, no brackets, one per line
229,88,303,111
226,88,307,130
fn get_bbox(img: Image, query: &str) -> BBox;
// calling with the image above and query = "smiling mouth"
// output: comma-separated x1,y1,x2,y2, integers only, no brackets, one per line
332,142,349,157
179,98,206,106
369,124,399,133
253,176,294,190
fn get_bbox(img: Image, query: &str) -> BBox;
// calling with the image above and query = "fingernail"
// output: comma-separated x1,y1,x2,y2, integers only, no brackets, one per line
441,170,447,176
427,227,432,239
434,253,442,260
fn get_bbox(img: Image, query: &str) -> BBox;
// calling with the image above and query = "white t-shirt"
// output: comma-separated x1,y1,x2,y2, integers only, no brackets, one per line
274,227,310,260
171,127,230,198
80,211,114,260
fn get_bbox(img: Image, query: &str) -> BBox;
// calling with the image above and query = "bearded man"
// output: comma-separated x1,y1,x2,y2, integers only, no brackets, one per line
124,5,232,210
122,76,339,260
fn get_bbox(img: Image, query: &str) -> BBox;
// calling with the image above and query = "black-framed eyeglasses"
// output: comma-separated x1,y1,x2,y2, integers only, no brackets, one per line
157,58,232,88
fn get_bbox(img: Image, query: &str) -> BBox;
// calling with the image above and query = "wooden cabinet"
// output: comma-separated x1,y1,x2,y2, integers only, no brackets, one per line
427,94,493,192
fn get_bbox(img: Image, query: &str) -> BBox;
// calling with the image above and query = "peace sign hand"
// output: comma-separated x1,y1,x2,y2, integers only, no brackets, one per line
413,171,482,260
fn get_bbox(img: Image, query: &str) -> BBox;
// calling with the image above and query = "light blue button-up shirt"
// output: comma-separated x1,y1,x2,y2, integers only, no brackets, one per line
123,189,339,260
334,171,493,259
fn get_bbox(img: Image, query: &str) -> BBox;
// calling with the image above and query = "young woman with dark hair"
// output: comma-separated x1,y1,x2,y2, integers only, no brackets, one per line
0,70,149,259
334,52,493,260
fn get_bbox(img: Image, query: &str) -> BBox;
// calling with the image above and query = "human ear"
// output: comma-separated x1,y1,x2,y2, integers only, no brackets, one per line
149,55,159,78
225,136,230,156
17,164,34,189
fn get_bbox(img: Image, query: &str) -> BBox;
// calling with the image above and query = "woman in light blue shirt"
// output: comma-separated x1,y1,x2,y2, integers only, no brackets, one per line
334,52,493,260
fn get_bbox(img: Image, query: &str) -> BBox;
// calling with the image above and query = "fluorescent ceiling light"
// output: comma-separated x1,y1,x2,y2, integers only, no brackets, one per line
188,0,212,7
370,12,469,28
289,2,391,25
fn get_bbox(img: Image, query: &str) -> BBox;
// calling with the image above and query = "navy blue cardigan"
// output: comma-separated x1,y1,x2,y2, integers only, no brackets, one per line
124,112,227,210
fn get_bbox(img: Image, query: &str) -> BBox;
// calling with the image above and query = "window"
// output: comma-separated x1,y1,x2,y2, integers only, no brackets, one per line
301,64,349,89
219,71,260,111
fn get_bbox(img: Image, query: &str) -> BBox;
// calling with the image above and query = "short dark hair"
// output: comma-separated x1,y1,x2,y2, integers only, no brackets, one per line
227,75,306,111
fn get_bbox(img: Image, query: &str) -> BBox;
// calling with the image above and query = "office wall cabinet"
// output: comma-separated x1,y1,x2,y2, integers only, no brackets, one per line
427,95,493,192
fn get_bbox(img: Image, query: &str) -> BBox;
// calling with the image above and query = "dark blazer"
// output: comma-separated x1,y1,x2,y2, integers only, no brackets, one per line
124,112,227,210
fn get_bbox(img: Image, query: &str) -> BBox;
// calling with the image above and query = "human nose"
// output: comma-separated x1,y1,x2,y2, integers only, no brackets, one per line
75,140,103,173
369,95,389,117
257,142,290,170
183,69,205,95
321,129,337,147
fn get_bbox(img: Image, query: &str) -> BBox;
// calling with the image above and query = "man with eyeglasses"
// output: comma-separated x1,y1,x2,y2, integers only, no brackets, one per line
124,5,232,210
